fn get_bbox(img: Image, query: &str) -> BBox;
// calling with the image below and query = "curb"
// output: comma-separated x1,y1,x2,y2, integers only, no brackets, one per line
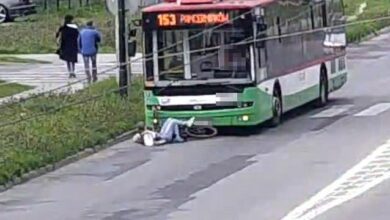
349,26,390,46
0,129,137,193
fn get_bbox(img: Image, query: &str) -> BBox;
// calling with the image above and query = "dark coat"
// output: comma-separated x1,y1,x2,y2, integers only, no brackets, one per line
56,24,79,63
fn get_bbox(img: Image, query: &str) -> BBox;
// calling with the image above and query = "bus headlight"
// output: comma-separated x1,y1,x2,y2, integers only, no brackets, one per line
242,115,249,121
238,102,253,108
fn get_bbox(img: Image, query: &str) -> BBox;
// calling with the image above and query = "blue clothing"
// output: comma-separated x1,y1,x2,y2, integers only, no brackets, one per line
78,26,101,56
159,118,186,143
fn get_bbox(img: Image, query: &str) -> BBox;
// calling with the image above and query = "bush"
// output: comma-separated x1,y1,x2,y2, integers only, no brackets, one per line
0,77,144,185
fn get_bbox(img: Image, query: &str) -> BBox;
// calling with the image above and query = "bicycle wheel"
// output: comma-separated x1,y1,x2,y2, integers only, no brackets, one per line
184,126,218,139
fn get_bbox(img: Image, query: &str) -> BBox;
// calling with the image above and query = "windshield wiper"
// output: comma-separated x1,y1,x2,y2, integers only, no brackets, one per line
156,79,181,95
204,81,242,92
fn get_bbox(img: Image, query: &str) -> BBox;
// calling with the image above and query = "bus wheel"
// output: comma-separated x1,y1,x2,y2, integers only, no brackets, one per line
0,5,8,24
270,89,283,127
317,69,329,107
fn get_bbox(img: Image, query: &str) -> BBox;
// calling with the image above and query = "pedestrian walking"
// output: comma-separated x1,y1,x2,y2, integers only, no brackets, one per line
78,21,102,83
56,15,79,78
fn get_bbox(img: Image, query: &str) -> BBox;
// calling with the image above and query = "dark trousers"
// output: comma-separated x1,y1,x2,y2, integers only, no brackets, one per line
83,55,97,83
66,61,75,75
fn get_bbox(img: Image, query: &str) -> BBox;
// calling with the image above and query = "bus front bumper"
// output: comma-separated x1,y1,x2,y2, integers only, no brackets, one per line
145,105,264,128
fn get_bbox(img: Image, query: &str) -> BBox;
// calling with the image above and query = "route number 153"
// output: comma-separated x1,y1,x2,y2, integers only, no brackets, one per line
158,14,177,26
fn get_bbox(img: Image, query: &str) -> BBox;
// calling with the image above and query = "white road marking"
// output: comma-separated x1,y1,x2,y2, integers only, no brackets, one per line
310,105,353,118
354,103,390,117
281,139,390,220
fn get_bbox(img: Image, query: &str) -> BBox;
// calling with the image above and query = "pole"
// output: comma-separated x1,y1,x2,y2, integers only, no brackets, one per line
127,23,132,84
118,0,128,96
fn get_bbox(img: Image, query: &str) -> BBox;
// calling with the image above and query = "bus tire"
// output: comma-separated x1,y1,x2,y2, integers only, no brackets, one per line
316,68,329,107
270,87,283,127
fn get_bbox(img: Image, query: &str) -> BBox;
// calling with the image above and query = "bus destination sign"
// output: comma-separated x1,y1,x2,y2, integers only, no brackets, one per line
157,12,230,27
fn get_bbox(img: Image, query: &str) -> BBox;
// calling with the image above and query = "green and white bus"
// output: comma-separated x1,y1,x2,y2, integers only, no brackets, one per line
141,0,347,128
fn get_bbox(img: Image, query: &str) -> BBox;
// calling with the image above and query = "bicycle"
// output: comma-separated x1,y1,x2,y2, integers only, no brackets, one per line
182,125,218,139
151,108,218,139
152,119,218,139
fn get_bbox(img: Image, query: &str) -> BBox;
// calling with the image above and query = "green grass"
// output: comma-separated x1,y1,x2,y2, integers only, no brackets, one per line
0,3,116,54
345,0,390,42
0,77,144,185
0,81,33,99
0,56,51,64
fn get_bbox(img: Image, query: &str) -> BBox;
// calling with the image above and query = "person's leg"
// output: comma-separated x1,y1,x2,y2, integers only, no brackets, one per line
91,55,98,82
66,61,71,76
158,119,175,142
166,118,188,126
172,123,184,142
83,56,91,83
159,118,189,143
71,62,76,77
66,61,76,77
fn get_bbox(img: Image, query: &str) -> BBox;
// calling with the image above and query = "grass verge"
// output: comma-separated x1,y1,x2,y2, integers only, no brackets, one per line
0,56,51,64
0,3,116,54
0,77,144,185
0,81,33,99
345,0,390,42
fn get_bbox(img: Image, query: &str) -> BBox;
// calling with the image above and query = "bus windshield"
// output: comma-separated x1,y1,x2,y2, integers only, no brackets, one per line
156,27,252,82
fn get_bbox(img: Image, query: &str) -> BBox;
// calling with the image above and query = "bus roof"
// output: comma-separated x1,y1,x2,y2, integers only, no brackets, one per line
142,0,275,13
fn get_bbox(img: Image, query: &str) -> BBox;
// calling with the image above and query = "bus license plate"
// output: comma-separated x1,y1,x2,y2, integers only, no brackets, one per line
194,118,212,126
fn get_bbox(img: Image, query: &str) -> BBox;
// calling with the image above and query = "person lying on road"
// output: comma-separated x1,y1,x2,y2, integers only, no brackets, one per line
132,117,195,147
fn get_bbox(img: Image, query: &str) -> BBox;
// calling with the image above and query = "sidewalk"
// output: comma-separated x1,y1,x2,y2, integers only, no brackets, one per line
11,54,118,65
0,53,143,104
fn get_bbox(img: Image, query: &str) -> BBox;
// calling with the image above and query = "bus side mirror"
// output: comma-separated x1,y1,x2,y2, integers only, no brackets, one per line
129,29,137,38
128,40,137,57
323,16,347,48
323,28,347,48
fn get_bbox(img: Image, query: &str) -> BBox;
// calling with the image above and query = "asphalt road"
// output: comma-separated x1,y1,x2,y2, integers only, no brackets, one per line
1,33,390,220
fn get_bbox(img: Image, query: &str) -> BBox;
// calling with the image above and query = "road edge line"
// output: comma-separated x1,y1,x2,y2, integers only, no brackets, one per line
281,139,390,220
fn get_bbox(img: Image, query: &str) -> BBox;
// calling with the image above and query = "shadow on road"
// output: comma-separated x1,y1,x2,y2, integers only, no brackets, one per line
216,97,355,137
